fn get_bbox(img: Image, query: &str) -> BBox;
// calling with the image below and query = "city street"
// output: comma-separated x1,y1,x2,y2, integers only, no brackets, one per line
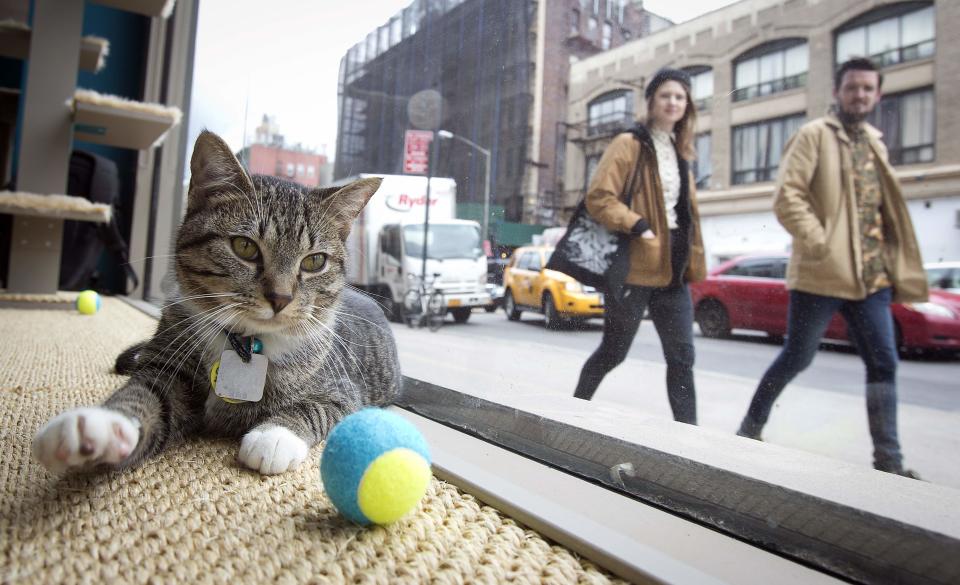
391,309,960,489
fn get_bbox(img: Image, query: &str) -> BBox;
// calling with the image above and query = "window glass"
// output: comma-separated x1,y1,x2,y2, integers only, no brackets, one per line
901,6,934,47
733,114,805,184
587,90,633,136
602,22,612,49
689,69,713,104
867,17,899,61
694,133,712,188
403,224,482,260
529,251,543,271
869,87,935,165
836,27,865,63
835,5,936,65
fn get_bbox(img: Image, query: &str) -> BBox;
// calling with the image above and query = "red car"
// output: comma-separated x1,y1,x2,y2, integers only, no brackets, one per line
689,254,960,355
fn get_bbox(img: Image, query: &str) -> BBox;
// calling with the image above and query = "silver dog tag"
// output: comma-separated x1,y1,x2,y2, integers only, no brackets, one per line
215,350,268,403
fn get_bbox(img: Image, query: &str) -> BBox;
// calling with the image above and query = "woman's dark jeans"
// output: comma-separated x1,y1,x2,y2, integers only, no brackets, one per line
574,281,697,425
739,288,903,470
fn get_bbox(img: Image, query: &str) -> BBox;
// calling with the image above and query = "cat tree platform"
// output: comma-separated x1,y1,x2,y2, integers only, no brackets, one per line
72,89,183,150
0,191,112,223
93,0,177,18
0,20,109,73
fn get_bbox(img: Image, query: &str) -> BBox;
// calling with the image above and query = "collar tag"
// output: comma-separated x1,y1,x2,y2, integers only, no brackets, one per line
214,349,267,403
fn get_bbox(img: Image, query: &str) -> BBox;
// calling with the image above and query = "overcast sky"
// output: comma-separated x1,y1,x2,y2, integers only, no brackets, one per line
187,0,739,162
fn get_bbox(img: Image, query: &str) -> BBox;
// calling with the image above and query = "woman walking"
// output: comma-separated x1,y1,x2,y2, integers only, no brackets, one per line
573,68,707,424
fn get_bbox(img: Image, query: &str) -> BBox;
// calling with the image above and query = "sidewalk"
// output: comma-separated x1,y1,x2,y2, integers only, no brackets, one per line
391,323,960,490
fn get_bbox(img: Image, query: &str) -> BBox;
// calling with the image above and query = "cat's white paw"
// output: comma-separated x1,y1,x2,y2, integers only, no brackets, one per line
32,407,139,474
238,425,308,475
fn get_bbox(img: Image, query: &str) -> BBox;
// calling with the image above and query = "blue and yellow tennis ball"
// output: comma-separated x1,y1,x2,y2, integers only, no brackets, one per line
76,290,101,315
320,408,432,525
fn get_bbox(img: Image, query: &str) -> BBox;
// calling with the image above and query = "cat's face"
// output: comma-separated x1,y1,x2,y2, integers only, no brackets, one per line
175,130,380,335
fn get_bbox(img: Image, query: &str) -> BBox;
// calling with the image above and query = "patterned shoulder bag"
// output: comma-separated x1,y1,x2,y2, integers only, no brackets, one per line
546,133,642,293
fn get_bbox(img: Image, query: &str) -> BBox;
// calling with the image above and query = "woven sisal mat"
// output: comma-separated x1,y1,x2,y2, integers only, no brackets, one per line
0,298,625,584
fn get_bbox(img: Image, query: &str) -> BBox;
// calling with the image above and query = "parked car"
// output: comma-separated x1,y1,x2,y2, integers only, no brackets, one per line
502,245,604,329
926,261,960,294
689,254,960,355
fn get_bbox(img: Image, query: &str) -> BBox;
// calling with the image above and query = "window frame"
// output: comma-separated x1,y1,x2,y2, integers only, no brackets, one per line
867,85,935,166
586,89,634,137
693,132,712,189
732,39,808,102
731,113,806,185
834,2,935,68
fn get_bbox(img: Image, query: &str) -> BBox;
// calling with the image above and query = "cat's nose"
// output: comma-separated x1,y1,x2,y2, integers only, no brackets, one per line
265,292,293,314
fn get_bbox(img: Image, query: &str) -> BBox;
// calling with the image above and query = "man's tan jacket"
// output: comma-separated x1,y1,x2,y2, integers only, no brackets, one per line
774,114,927,303
585,130,706,288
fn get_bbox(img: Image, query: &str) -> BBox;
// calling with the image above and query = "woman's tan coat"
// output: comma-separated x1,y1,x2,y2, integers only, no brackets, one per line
585,129,706,288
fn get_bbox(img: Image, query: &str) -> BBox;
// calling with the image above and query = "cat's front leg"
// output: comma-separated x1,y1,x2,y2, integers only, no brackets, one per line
32,407,140,474
33,378,177,474
238,424,309,475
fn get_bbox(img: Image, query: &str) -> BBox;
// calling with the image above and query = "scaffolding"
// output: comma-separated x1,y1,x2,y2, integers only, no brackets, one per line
335,0,535,224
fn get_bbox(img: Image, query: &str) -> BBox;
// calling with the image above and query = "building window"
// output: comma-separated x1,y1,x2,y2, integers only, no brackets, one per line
694,133,712,189
605,0,614,20
835,4,934,67
286,162,295,177
593,0,600,15
618,0,626,24
732,113,805,184
296,164,305,176
390,17,402,46
684,66,714,110
588,16,598,33
587,90,633,137
570,9,579,36
601,22,612,50
307,165,316,176
733,40,808,102
868,87,935,165
585,154,601,189
366,31,377,60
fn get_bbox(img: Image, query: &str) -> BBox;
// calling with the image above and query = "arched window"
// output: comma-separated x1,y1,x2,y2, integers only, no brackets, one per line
732,39,808,102
683,65,713,110
587,90,633,137
835,2,934,67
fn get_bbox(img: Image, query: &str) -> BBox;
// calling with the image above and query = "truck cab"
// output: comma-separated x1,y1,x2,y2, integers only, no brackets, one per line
378,219,489,323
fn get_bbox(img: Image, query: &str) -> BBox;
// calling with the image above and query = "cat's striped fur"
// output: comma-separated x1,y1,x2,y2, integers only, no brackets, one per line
33,130,400,475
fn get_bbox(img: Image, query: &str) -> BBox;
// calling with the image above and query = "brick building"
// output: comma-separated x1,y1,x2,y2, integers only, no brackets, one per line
335,0,669,241
564,0,960,265
240,115,330,188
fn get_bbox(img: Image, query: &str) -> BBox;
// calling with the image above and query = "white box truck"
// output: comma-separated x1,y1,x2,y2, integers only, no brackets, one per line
338,174,490,323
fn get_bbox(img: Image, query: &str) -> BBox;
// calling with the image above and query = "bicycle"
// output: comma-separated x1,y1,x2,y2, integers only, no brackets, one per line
403,272,446,332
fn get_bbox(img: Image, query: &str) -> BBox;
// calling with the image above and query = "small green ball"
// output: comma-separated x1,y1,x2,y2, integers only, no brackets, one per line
76,290,101,315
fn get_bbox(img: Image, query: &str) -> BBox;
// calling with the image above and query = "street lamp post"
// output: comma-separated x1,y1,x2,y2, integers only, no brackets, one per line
437,130,491,254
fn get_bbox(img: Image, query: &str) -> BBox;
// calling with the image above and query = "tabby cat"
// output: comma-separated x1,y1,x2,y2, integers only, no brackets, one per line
33,130,401,475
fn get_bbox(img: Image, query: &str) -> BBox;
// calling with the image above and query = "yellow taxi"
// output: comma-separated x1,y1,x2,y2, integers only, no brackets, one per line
502,245,605,329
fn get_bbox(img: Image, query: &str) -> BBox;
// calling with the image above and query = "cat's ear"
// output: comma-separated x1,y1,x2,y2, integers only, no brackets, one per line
316,177,382,240
187,130,254,211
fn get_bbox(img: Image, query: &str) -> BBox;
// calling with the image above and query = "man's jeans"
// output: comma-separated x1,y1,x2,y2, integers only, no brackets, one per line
739,288,903,470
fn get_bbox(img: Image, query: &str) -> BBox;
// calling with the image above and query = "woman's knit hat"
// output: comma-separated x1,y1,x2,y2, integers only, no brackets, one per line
644,68,692,100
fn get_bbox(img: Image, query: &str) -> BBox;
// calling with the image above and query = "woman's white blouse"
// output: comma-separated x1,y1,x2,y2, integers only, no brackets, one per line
651,128,680,229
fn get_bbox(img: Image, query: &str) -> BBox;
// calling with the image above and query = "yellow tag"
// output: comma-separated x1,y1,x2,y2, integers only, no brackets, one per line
447,298,461,307
209,359,242,404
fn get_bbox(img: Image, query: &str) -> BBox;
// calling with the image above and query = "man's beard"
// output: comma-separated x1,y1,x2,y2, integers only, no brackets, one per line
836,103,871,126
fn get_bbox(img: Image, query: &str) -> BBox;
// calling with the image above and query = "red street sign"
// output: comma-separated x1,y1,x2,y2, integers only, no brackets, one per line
403,129,434,175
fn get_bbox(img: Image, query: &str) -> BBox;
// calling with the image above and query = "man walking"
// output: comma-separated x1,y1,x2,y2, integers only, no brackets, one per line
736,58,928,478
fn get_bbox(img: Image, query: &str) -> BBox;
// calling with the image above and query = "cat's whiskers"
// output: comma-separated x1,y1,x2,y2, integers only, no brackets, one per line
303,313,368,389
147,302,242,396
123,252,185,267
183,310,243,396
151,294,243,340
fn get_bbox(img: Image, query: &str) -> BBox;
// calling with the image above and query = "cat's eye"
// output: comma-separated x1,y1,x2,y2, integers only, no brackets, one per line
231,236,260,261
301,253,327,273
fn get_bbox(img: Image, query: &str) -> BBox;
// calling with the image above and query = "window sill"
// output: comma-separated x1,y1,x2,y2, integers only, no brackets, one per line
389,405,842,585
398,377,960,584
729,86,805,109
